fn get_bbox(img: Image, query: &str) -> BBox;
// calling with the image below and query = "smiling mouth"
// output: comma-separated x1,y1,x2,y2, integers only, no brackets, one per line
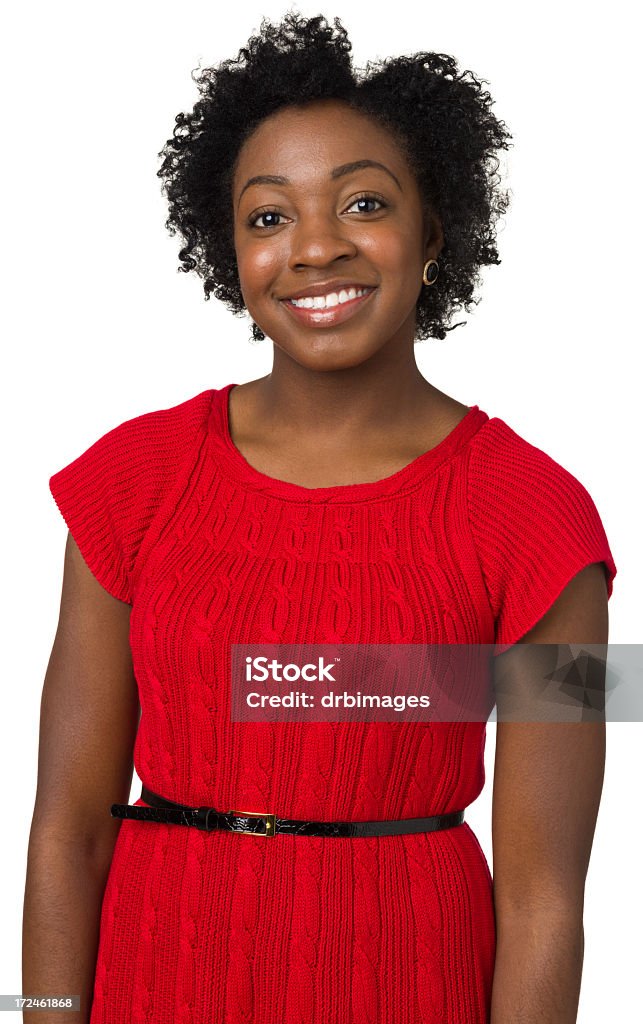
279,286,377,327
285,285,374,308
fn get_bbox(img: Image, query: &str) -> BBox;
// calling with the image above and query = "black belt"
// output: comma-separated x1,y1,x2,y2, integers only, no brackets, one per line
110,785,465,838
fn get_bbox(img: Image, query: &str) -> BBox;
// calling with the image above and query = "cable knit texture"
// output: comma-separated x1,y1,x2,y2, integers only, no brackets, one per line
48,383,617,1024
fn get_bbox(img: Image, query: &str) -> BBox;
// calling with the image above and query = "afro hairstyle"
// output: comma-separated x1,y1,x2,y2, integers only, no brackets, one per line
156,10,513,343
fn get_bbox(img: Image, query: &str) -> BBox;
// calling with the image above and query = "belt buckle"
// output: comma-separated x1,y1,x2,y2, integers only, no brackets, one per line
232,808,277,837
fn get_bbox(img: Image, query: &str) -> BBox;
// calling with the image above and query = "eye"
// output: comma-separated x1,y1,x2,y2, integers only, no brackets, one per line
247,192,388,230
345,193,387,214
248,208,286,229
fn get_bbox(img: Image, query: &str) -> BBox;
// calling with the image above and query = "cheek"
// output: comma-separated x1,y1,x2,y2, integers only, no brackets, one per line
235,232,286,289
360,224,423,278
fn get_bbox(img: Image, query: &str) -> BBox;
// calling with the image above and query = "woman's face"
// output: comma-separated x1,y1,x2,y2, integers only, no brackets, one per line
232,98,443,367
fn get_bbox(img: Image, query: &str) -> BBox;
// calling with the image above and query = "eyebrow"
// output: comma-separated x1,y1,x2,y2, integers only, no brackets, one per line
237,159,403,207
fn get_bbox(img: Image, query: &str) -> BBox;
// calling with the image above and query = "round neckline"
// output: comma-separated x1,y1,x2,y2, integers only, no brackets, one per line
208,382,489,503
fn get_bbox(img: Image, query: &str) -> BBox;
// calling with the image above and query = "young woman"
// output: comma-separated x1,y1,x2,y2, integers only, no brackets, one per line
24,12,617,1024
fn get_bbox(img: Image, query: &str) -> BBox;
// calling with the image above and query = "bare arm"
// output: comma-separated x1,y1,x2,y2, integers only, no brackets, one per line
490,562,609,1024
22,532,140,1023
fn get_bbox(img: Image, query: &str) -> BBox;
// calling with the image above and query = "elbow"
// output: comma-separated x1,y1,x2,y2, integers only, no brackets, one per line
493,882,586,927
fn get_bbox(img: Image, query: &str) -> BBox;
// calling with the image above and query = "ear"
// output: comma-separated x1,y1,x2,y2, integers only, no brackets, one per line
423,207,444,259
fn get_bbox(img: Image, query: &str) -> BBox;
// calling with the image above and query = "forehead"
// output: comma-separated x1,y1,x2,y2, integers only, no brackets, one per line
233,100,410,191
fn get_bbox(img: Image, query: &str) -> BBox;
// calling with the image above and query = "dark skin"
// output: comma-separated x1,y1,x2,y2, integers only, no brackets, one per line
24,97,608,1024
231,97,469,488
23,535,138,1023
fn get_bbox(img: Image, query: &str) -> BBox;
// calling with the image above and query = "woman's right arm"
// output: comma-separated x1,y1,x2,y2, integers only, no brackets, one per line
23,531,140,1024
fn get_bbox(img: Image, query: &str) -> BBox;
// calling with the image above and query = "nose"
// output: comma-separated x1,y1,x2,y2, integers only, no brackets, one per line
288,211,358,270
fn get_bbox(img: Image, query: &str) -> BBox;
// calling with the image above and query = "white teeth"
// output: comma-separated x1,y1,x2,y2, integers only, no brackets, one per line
288,286,370,309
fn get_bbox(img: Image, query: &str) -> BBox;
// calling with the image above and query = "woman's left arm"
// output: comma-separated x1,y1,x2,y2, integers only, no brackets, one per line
490,561,609,1024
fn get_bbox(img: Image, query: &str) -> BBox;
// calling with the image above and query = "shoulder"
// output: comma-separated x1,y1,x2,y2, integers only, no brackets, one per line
49,389,215,604
64,388,212,461
468,415,587,496
465,416,617,648
467,416,611,546
50,388,214,491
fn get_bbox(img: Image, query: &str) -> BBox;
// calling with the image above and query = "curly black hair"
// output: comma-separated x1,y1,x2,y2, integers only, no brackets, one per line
156,10,513,343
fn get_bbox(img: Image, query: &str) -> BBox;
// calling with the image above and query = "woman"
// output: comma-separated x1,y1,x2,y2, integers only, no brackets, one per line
24,11,617,1024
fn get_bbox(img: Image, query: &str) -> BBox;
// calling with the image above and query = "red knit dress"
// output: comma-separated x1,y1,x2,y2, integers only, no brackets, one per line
48,382,617,1024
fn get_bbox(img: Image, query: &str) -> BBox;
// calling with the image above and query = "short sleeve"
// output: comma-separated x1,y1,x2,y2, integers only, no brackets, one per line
49,389,214,604
467,419,617,652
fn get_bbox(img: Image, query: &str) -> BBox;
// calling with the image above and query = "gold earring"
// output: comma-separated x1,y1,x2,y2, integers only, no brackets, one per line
423,259,439,286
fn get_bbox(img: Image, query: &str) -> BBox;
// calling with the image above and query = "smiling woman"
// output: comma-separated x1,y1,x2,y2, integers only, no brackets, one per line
156,10,511,345
230,99,442,352
31,9,618,1024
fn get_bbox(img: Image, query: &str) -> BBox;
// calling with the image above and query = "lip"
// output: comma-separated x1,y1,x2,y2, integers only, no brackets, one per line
279,287,377,328
278,280,376,300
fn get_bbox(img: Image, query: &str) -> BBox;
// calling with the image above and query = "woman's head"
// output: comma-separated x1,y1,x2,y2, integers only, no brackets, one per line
157,11,512,350
230,97,444,370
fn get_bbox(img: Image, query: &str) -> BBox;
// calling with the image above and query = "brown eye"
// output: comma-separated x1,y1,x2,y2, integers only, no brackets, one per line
345,194,387,214
248,208,284,229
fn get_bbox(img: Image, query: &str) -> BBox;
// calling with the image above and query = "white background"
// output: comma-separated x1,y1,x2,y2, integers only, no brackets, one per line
2,1,640,1019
